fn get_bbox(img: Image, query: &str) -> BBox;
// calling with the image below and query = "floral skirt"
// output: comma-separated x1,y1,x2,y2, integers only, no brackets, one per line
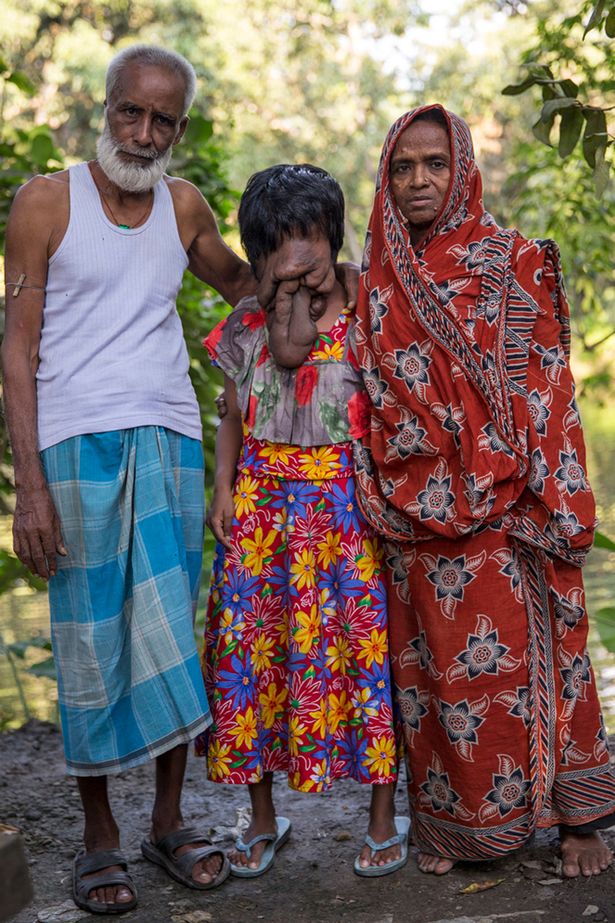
197,438,397,791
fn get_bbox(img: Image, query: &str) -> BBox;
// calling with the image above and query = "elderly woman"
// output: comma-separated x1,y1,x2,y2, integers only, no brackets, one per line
353,104,615,878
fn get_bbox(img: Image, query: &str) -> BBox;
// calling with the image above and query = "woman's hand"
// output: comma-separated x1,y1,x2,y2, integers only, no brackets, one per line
206,485,234,550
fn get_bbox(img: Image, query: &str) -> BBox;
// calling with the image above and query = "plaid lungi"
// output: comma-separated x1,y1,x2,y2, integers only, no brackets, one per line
41,426,211,776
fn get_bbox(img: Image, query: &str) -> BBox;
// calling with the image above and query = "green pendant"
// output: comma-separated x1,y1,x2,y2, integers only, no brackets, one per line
118,223,130,229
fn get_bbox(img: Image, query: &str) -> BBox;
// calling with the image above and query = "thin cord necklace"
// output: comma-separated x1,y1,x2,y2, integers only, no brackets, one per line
93,174,153,229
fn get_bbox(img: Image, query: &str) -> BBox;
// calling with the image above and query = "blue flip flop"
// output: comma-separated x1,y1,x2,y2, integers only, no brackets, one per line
230,816,292,878
354,815,411,877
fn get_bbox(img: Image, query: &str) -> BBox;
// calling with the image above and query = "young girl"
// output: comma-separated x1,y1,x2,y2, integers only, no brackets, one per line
197,164,408,877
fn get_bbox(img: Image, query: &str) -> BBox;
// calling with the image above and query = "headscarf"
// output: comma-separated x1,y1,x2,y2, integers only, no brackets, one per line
354,104,594,563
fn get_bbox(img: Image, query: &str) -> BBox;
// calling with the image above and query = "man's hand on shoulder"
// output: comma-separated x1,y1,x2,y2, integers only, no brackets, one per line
167,177,255,306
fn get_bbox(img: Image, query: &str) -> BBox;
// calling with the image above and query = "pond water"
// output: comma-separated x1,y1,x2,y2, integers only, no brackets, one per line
1,401,614,730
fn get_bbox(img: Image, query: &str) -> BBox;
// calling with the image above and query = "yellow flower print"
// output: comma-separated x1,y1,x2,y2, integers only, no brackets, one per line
355,537,384,582
317,531,342,568
352,686,378,719
234,474,259,517
272,508,289,534
293,604,322,653
328,690,351,734
288,715,307,756
241,526,276,576
309,758,331,789
275,611,290,646
229,706,258,748
325,634,352,674
208,739,233,780
259,683,287,728
219,607,245,646
357,629,388,669
363,736,396,777
290,771,314,793
290,548,317,591
298,446,342,479
252,633,275,673
309,700,328,737
259,443,298,465
312,341,344,361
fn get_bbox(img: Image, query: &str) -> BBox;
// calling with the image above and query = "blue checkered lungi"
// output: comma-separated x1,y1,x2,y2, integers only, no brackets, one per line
41,426,211,776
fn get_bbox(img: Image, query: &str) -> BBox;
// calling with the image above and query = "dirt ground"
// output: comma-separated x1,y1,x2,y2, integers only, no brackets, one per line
2,721,614,923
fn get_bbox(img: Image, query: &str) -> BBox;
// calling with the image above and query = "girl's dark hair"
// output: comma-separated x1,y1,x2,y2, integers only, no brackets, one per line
238,163,345,270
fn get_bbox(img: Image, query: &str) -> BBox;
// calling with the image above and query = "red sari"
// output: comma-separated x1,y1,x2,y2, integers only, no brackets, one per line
354,104,615,859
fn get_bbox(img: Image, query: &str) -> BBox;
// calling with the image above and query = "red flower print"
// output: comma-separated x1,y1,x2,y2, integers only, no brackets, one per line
242,309,266,330
203,319,227,360
348,390,371,438
246,394,258,428
295,365,319,407
256,344,269,368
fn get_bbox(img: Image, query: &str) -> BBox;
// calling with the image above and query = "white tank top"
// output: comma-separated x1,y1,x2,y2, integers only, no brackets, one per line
36,162,201,451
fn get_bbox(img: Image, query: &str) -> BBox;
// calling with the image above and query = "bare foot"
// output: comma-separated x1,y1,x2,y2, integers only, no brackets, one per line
560,830,613,878
417,851,455,875
229,813,277,871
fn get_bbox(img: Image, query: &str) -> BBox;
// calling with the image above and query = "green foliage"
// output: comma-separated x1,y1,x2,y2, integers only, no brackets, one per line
502,0,614,195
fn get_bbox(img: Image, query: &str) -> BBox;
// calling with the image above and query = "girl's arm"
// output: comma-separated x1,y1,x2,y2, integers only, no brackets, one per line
207,375,243,549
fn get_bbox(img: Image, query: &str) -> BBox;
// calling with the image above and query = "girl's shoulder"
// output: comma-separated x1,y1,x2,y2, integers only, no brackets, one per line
204,296,267,379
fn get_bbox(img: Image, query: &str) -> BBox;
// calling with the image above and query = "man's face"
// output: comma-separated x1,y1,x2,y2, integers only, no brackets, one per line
389,120,451,246
97,62,188,192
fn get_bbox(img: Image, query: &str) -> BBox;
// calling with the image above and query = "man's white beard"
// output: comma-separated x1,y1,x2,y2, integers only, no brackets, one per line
96,122,172,193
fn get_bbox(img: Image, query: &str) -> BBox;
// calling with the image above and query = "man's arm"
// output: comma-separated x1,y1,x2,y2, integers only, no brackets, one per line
167,178,255,306
2,178,67,578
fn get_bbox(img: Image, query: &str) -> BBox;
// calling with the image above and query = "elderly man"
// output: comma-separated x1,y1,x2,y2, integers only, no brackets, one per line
2,45,259,914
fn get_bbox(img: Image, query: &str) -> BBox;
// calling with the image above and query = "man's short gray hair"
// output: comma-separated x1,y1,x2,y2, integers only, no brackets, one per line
106,44,197,117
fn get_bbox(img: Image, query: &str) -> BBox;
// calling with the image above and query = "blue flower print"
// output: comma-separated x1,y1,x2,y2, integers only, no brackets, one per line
417,474,455,524
216,655,256,710
528,448,549,494
327,481,361,532
527,389,551,436
221,570,261,618
554,447,588,496
420,766,461,815
484,765,529,817
390,344,431,394
438,699,485,745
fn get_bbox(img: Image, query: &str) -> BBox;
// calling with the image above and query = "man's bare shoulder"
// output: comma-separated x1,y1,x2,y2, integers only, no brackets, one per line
165,174,210,205
13,171,70,213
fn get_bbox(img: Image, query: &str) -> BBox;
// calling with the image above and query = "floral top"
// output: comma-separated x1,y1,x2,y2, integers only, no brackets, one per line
204,296,371,446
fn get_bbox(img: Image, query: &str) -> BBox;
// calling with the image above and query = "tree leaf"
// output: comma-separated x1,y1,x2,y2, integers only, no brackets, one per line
532,114,554,146
7,71,35,96
558,106,584,157
502,76,539,95
593,144,610,198
595,530,615,551
582,108,608,168
26,657,57,680
596,607,615,654
583,0,606,38
606,7,615,36
541,97,579,120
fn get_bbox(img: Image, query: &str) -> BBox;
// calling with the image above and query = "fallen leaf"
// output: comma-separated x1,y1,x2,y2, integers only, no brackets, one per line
582,907,599,917
520,859,543,870
537,877,563,886
334,830,353,842
459,878,504,894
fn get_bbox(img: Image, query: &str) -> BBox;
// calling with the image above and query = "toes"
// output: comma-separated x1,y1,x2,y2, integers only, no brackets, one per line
562,859,580,878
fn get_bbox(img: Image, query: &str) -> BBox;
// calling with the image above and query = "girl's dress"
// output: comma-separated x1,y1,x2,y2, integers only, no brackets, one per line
196,297,397,792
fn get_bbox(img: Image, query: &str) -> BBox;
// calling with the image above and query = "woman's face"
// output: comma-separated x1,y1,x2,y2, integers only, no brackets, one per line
389,119,451,247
